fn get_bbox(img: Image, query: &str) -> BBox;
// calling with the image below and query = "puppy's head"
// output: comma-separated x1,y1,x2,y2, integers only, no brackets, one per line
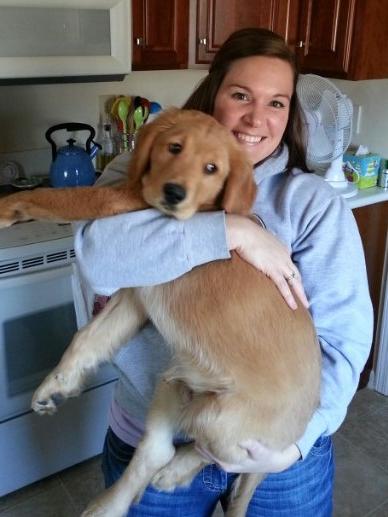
128,108,256,219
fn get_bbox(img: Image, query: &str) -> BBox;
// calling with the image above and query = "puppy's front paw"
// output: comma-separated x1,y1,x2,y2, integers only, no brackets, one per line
0,219,15,228
31,370,82,415
0,196,28,227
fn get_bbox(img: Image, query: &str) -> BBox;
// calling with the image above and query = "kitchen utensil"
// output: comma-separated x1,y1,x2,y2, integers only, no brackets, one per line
146,102,163,124
133,106,146,133
134,96,142,109
46,123,101,188
110,96,126,120
118,98,131,135
149,101,162,114
141,98,150,122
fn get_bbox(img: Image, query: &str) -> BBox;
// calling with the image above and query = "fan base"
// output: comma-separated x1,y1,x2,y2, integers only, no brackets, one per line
325,179,358,198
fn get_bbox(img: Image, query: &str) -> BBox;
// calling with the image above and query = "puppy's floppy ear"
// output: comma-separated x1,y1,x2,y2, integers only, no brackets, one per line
221,147,257,215
127,107,181,186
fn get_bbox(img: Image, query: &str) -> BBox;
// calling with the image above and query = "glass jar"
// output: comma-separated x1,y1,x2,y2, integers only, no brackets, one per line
118,133,135,154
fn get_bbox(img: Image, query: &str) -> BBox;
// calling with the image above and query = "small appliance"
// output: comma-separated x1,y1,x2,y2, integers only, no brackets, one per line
297,74,356,198
46,122,101,188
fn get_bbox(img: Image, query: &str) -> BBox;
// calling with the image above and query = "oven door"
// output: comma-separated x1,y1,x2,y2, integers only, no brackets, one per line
0,264,116,422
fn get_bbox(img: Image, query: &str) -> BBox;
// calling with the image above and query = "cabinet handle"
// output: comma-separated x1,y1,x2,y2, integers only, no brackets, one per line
135,37,144,47
297,41,305,48
198,38,207,46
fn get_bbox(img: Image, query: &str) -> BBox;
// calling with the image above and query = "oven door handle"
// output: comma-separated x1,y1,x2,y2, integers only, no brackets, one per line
0,264,73,288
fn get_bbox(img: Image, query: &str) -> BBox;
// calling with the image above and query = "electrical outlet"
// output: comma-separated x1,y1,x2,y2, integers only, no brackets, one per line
353,104,363,134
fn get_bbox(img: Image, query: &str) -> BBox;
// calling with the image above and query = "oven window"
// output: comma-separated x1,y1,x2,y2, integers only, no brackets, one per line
4,303,77,397
0,264,116,422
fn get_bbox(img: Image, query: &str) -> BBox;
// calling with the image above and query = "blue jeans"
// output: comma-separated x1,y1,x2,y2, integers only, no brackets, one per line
101,427,334,516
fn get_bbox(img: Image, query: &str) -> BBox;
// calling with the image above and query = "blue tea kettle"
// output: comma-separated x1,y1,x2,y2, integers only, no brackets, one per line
46,122,101,188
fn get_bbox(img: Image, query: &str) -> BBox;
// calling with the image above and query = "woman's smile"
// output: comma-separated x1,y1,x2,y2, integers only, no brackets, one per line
233,131,264,145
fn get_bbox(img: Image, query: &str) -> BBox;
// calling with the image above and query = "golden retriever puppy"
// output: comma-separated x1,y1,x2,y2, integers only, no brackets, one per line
0,109,320,517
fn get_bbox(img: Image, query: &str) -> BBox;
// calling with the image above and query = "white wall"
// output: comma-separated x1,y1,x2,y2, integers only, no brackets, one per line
0,70,206,153
333,78,388,158
0,71,387,173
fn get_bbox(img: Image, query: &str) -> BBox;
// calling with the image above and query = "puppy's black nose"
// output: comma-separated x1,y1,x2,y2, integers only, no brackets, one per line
163,183,186,205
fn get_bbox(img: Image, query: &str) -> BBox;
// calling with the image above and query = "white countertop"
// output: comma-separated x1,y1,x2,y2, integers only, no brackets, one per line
346,186,388,209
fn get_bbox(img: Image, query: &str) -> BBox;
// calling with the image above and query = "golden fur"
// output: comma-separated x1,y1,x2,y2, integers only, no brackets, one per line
0,109,320,517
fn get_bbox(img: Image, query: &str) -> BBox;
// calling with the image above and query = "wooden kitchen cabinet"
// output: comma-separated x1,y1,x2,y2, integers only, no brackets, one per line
295,0,388,79
132,0,189,70
354,201,388,386
132,0,388,78
195,0,299,64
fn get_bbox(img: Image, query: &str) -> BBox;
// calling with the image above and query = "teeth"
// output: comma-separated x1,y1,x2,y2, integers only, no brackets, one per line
235,132,263,144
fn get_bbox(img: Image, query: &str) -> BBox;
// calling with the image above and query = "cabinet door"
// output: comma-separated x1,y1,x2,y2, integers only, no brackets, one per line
353,202,388,387
196,0,295,64
295,0,355,78
132,0,189,70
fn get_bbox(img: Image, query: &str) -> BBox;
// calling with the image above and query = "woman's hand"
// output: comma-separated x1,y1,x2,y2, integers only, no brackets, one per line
226,214,308,310
196,441,301,474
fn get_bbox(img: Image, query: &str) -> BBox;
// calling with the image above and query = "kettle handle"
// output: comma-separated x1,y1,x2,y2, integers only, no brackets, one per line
45,123,98,161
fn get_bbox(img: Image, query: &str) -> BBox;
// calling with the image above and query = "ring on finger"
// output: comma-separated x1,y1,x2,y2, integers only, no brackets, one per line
286,271,296,283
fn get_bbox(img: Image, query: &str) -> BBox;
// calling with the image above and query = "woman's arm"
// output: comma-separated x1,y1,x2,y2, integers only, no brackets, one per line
74,209,230,295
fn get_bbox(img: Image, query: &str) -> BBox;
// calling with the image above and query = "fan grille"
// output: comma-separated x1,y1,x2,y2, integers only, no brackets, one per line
297,74,353,166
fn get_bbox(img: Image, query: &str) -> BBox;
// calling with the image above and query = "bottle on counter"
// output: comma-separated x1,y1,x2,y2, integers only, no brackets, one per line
96,123,115,172
378,158,388,189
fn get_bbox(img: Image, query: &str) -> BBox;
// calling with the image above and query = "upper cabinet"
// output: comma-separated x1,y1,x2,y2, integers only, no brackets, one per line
295,0,388,80
195,0,299,63
132,0,189,70
132,0,388,80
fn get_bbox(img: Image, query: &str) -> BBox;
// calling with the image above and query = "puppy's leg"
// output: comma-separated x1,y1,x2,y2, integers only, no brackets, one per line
225,473,264,517
32,288,146,415
0,183,147,227
152,443,208,491
82,380,182,517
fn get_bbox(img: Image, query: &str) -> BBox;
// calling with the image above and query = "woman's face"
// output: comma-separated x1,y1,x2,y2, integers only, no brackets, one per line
213,55,294,165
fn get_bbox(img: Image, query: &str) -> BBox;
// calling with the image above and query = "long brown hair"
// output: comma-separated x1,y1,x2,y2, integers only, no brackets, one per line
183,28,309,172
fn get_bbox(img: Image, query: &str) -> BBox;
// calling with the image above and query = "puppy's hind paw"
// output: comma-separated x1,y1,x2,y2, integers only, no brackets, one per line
152,465,194,492
31,392,67,415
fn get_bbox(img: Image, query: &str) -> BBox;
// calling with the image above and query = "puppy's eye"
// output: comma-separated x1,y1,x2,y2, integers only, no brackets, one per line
169,143,182,154
204,163,218,174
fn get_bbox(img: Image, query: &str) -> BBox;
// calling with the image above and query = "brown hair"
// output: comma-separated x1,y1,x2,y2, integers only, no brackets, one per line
183,28,309,172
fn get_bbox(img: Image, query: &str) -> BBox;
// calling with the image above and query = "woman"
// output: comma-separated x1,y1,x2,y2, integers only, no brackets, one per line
75,28,373,516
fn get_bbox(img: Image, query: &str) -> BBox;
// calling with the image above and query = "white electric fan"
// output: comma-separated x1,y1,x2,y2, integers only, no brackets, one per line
296,74,357,198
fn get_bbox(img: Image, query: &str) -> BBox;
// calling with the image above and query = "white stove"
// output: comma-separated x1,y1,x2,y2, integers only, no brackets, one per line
0,219,116,496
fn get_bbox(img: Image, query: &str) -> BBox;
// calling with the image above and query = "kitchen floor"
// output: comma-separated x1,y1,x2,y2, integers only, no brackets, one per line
1,388,388,516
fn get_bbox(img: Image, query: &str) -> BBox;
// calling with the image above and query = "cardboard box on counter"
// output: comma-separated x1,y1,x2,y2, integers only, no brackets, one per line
343,151,381,189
